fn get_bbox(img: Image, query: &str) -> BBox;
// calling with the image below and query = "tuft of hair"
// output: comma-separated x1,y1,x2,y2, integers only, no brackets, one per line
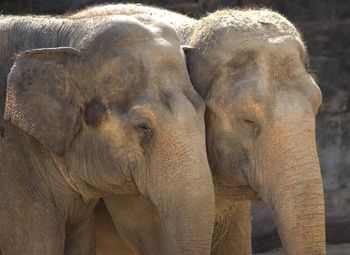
68,3,196,44
69,3,194,26
190,8,302,50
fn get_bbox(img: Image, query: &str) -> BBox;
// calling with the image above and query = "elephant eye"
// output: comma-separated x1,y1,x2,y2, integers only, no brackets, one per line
240,118,260,136
243,118,254,125
135,122,153,145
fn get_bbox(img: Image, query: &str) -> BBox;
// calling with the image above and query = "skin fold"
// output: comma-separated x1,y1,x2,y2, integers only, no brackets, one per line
0,14,215,255
71,4,326,255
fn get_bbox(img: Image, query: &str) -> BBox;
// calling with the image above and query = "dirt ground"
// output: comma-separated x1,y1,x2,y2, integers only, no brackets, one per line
254,243,350,255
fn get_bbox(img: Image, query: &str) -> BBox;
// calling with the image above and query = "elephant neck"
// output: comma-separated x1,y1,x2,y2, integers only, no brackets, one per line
0,122,94,220
50,152,107,202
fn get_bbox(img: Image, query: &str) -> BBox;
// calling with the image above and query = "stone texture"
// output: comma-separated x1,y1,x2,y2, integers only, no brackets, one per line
254,243,350,255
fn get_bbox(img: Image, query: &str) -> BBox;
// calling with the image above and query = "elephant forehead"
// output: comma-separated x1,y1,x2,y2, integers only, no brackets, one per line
74,17,188,103
216,35,307,89
193,8,301,50
81,47,189,108
256,37,321,110
84,53,145,101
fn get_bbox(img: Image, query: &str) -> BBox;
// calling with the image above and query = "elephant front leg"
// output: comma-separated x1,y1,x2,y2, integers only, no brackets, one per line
211,196,252,255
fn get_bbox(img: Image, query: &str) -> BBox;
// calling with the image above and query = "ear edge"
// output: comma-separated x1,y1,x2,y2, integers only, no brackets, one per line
15,47,82,60
4,46,83,156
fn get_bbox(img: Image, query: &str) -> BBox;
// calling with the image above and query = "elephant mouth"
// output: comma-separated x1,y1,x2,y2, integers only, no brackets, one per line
110,181,139,195
214,181,261,200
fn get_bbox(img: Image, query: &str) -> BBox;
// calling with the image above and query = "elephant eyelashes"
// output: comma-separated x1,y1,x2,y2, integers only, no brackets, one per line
135,123,153,145
85,99,109,127
241,118,260,136
243,119,254,124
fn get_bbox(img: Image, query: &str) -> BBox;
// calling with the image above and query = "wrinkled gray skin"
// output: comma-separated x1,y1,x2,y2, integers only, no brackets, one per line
189,9,324,255
0,14,215,255
72,4,326,255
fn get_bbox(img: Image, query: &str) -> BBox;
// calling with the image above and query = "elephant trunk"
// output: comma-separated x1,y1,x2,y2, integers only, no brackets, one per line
249,119,325,254
157,168,215,255
140,128,215,255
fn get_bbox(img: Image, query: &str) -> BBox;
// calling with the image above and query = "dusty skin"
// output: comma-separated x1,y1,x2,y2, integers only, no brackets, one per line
72,4,326,255
0,14,216,254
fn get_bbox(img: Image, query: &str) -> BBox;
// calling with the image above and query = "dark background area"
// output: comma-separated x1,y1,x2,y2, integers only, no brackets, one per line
1,0,349,253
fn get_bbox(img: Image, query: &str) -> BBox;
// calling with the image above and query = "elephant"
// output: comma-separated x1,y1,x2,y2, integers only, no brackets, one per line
71,4,326,255
0,14,216,255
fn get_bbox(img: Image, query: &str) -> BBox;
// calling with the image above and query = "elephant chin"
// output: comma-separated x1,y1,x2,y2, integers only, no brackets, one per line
248,122,326,255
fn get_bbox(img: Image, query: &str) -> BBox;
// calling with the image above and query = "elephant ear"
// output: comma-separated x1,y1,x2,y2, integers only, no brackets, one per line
4,47,83,156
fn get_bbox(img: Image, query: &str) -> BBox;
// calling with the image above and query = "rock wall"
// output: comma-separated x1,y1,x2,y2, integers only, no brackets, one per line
1,0,349,252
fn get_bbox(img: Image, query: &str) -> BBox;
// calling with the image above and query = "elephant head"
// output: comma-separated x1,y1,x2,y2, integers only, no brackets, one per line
4,16,215,255
186,10,325,254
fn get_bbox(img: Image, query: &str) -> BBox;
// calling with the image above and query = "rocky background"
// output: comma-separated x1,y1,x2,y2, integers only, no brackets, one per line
1,0,349,253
